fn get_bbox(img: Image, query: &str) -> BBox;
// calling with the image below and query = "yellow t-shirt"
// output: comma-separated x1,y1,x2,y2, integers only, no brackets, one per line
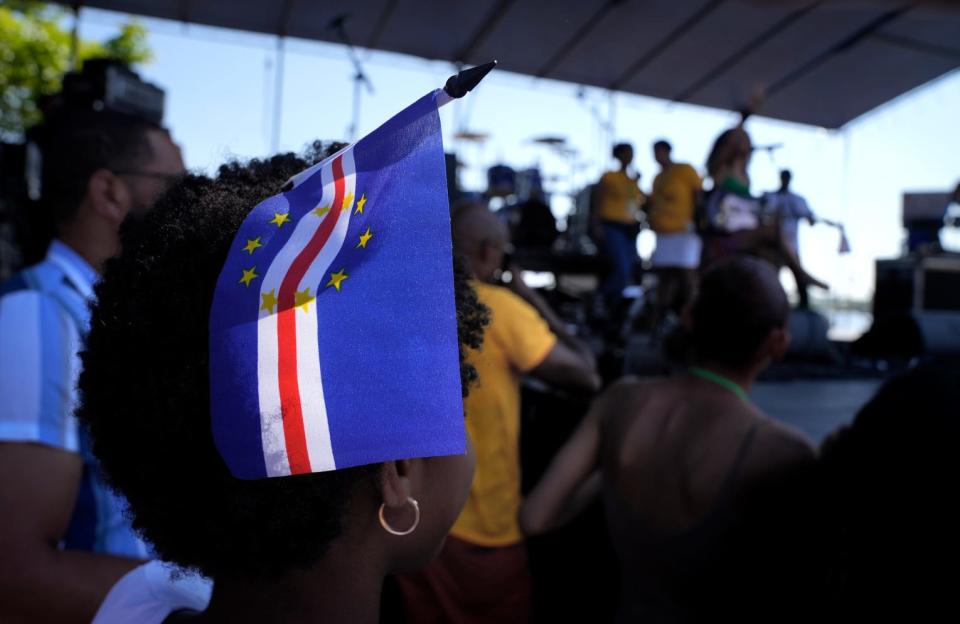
597,170,643,224
650,163,702,233
449,281,557,547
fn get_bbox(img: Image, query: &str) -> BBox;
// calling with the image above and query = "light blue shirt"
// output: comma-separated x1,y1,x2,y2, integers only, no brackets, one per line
0,240,147,558
93,561,212,624
763,190,815,253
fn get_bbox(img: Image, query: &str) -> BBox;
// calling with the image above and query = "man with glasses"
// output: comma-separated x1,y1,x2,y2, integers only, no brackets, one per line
0,102,184,621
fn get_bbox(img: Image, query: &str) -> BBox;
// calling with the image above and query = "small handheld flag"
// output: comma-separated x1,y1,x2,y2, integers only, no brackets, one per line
209,65,494,479
838,225,851,255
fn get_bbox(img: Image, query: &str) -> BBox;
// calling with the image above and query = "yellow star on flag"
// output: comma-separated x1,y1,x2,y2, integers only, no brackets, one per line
313,204,330,217
326,269,348,292
260,289,278,314
354,194,367,215
239,266,259,288
356,227,373,249
269,212,290,227
294,288,315,312
242,237,262,255
341,192,355,212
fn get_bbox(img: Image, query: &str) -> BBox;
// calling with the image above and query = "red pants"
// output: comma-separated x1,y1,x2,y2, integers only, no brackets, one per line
396,535,533,624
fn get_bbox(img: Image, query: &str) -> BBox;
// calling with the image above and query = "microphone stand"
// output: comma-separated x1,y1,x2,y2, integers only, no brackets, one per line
329,16,375,141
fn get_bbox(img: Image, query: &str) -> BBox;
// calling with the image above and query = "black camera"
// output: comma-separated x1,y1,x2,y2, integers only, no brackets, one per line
58,59,165,126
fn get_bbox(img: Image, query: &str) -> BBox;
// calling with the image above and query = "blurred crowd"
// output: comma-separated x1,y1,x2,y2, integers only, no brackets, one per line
0,60,957,624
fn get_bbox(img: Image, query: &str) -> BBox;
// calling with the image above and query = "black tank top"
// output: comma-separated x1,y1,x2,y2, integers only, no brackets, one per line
605,423,761,624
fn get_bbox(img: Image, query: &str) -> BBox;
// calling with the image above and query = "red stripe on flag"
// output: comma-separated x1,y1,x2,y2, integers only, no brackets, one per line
276,155,346,474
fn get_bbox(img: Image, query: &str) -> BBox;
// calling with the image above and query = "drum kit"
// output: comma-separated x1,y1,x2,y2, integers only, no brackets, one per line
448,130,599,258
451,130,587,200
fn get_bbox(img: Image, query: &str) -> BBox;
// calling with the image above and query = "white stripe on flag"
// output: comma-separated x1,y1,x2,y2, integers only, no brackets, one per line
260,165,337,297
283,143,351,192
292,305,333,471
294,148,357,472
256,149,356,475
256,311,290,477
256,157,338,477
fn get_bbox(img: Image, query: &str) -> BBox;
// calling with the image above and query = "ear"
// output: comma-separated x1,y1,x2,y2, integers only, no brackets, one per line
766,326,790,361
87,169,131,225
478,240,496,267
379,460,413,509
478,243,502,281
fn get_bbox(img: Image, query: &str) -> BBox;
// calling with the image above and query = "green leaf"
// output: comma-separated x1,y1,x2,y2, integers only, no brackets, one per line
0,1,153,139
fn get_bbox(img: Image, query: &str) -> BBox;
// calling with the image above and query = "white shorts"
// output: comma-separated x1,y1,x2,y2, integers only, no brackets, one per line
651,231,702,269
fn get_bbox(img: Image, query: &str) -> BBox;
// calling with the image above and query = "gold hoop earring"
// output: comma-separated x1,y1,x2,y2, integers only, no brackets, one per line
378,497,420,536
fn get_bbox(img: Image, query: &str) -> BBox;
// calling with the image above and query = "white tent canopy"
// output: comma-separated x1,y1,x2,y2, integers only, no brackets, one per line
60,0,960,128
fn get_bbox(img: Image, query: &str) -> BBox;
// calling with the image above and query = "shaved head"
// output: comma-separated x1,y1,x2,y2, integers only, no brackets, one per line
451,202,505,254
691,256,790,368
450,202,510,284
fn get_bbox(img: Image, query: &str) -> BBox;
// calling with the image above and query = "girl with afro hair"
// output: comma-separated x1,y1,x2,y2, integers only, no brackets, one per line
78,145,489,623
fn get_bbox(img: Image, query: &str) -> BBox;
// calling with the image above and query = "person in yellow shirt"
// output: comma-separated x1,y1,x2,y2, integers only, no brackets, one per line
591,143,644,316
398,203,600,624
649,139,703,332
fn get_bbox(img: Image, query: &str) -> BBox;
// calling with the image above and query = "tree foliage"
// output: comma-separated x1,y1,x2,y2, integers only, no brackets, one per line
0,1,152,139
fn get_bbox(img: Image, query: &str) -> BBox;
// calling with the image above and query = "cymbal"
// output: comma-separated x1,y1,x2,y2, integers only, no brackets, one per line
531,136,567,145
454,130,490,142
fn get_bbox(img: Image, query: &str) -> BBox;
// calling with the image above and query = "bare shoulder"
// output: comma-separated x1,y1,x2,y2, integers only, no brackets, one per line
742,413,816,478
590,376,674,436
593,375,662,409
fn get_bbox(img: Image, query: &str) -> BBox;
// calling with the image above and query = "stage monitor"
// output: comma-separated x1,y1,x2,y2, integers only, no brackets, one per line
903,191,951,227
875,256,960,322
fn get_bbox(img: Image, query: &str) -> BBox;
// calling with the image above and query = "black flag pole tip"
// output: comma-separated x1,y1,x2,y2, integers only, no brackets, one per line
443,60,497,98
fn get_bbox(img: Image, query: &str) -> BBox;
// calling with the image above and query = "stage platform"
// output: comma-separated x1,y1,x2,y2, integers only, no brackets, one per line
752,379,881,444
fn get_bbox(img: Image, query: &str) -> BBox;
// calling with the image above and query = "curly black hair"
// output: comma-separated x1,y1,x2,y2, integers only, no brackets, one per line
77,146,489,580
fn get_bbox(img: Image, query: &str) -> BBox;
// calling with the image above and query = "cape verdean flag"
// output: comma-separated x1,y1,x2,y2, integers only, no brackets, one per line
209,91,464,479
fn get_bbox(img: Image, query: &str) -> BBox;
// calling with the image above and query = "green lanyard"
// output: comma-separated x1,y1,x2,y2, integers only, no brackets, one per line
688,367,750,403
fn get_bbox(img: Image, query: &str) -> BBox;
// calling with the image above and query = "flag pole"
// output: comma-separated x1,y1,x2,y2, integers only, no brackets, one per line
439,61,497,106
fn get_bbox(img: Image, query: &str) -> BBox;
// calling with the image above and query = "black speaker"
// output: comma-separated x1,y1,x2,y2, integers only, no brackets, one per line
914,312,960,356
444,152,460,203
874,256,960,323
854,311,960,358
920,258,960,312
874,259,915,322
